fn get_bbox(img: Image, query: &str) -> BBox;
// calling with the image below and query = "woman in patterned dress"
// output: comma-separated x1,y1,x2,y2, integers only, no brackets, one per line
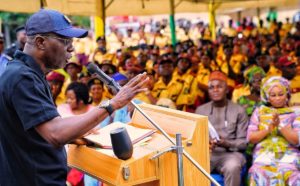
247,76,300,186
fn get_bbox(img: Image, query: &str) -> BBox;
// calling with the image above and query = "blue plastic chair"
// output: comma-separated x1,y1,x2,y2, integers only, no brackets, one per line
210,165,247,186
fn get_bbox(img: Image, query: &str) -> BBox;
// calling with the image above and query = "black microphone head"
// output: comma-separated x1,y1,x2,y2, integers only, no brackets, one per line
86,62,120,93
86,62,99,75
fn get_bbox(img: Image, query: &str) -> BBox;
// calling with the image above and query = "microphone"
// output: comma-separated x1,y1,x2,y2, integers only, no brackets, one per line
87,63,121,93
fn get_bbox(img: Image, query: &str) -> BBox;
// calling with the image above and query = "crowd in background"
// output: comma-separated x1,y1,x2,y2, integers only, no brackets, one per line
1,15,300,186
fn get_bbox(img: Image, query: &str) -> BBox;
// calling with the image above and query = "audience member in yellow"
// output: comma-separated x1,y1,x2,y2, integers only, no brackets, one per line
96,56,118,99
190,55,200,77
277,22,289,40
222,19,237,37
237,66,265,116
189,22,204,44
64,59,82,83
90,36,107,63
46,71,66,106
123,28,139,47
152,59,183,108
197,51,218,93
268,19,278,35
268,44,281,67
290,93,300,106
297,54,300,76
72,38,86,58
176,27,189,42
173,54,198,111
232,84,251,103
251,19,269,37
257,19,269,35
255,50,281,79
281,36,297,57
115,49,131,73
282,18,293,33
60,60,83,107
230,44,248,75
106,27,123,53
136,27,149,45
96,54,117,77
125,64,143,82
161,44,174,55
278,56,300,106
134,70,157,105
123,56,141,75
151,30,170,48
216,45,233,76
84,31,97,56
78,71,91,85
87,77,105,106
149,52,160,78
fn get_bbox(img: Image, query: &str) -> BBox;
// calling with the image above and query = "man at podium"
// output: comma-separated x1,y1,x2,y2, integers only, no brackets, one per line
196,71,248,186
0,9,148,186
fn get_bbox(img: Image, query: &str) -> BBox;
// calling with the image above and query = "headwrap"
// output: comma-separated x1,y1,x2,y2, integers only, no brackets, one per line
261,76,290,104
243,65,266,83
209,71,227,82
278,56,295,67
46,71,65,82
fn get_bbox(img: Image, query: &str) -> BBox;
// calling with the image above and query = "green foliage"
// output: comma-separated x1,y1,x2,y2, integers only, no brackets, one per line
0,12,31,43
69,15,90,28
0,12,31,27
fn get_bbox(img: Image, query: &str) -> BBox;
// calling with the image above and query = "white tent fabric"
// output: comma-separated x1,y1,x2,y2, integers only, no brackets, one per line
0,0,298,16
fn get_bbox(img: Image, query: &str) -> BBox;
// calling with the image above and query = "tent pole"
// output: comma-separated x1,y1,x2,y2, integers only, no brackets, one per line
257,7,261,19
94,0,105,38
169,0,177,47
209,1,216,41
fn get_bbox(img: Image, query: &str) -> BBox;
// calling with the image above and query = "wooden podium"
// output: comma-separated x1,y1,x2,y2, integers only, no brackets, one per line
68,103,210,186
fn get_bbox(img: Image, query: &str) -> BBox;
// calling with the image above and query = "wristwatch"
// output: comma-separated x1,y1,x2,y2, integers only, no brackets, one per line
98,100,114,115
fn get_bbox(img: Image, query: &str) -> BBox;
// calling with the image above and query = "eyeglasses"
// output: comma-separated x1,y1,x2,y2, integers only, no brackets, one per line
38,34,73,46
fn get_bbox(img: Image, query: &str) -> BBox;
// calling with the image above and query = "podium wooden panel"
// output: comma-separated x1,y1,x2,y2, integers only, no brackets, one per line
68,103,210,186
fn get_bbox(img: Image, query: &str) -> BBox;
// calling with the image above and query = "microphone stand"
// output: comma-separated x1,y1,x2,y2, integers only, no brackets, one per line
130,101,220,186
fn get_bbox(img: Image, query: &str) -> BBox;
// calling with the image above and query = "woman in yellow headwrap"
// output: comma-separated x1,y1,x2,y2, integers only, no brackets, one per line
247,76,300,185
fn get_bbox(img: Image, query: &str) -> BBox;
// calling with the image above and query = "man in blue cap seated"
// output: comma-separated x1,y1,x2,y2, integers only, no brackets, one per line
0,9,149,186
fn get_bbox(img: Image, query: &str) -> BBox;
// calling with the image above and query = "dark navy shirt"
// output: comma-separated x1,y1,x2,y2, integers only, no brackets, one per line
0,51,67,186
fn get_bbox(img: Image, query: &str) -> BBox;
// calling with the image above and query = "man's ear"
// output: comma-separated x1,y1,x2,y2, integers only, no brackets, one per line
225,83,229,94
35,36,46,50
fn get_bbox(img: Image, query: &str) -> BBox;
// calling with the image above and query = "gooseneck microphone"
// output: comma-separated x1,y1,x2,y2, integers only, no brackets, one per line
87,63,121,93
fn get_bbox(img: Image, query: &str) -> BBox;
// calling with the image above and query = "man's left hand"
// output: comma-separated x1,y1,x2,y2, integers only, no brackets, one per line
216,138,231,148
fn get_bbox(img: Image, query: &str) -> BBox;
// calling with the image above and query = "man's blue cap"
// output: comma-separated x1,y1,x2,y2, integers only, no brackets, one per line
25,9,88,38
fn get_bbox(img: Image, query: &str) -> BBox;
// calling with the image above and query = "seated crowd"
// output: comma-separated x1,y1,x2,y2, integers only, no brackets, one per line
1,17,300,186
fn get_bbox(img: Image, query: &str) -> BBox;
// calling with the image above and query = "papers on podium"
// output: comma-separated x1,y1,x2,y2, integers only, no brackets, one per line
84,122,156,149
208,121,220,141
